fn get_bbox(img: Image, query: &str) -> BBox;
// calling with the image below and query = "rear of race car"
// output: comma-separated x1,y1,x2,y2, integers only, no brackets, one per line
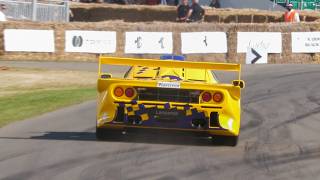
96,56,244,146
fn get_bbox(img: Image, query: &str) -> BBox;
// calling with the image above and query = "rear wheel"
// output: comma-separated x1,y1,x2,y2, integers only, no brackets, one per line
212,135,238,146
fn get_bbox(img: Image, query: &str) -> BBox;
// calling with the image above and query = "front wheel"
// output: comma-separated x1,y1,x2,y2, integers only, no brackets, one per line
211,135,238,147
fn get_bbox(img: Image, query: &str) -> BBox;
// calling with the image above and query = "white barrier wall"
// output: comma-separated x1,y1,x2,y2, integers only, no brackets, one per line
237,32,282,53
4,29,55,52
125,32,173,54
3,29,319,60
65,31,116,53
181,32,227,54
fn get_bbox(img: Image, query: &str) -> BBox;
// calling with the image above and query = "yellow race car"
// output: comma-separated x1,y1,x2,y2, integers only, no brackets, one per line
96,56,245,146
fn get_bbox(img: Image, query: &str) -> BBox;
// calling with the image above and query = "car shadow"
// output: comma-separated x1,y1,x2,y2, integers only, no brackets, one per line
22,129,228,147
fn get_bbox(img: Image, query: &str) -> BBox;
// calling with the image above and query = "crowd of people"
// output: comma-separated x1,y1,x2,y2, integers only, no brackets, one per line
176,0,204,22
176,1,300,23
0,0,301,23
82,0,220,7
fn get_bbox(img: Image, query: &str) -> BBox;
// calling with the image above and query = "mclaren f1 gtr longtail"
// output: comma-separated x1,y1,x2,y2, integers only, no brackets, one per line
96,56,245,146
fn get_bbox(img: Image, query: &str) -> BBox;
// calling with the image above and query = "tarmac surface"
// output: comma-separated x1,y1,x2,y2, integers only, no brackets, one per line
0,61,320,180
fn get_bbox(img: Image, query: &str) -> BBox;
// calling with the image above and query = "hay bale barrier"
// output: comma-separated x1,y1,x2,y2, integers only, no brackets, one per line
70,3,320,23
1,4,320,64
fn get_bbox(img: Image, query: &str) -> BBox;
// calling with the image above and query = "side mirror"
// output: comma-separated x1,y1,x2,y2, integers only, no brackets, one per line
100,73,112,79
232,80,245,89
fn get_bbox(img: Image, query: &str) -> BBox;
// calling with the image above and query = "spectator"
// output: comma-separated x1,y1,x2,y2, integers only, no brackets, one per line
146,0,159,5
176,0,189,22
174,0,179,6
69,9,74,21
284,3,300,23
187,0,205,22
209,0,220,8
160,0,167,5
114,0,128,4
0,4,7,22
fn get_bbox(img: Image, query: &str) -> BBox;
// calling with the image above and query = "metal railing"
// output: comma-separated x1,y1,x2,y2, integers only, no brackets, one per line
273,0,320,10
0,0,69,22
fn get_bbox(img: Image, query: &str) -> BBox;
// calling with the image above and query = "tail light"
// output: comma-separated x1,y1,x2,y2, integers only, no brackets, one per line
201,92,212,102
125,88,135,98
213,92,223,103
114,87,124,97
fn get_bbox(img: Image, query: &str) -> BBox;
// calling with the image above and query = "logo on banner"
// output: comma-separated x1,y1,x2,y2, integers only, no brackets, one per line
72,36,83,47
203,36,208,47
135,36,142,48
125,32,172,54
158,37,165,49
248,40,269,51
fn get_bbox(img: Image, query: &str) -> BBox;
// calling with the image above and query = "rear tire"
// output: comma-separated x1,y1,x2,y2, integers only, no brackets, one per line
212,135,238,147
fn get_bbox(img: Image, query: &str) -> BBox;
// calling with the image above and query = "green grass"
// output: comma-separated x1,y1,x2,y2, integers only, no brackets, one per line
0,88,96,127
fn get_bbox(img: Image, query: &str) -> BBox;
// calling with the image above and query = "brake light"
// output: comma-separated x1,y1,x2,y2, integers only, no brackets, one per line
114,87,124,97
202,92,212,102
125,88,135,98
213,92,223,103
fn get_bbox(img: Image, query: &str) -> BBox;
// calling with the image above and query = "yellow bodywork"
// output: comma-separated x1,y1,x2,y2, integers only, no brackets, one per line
97,56,244,137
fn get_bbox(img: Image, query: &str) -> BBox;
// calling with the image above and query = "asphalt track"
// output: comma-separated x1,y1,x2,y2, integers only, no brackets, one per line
0,62,320,180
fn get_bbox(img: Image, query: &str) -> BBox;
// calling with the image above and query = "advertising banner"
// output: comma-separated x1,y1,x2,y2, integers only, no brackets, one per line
292,32,320,53
65,30,116,53
4,29,55,52
181,32,227,54
237,32,282,53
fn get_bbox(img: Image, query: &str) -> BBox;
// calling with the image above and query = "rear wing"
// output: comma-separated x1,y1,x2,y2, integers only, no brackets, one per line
99,56,242,80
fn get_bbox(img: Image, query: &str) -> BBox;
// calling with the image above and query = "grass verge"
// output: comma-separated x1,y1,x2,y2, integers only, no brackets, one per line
0,88,96,127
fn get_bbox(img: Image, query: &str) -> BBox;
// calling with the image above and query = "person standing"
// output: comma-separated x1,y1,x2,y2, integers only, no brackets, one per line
284,3,300,23
161,0,167,5
209,0,220,8
187,0,205,22
176,0,189,22
0,4,7,22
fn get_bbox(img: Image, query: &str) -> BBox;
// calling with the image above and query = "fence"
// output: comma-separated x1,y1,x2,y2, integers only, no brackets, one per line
274,0,320,10
0,0,69,22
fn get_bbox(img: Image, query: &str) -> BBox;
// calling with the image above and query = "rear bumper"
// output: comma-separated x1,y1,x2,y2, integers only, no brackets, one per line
97,100,240,136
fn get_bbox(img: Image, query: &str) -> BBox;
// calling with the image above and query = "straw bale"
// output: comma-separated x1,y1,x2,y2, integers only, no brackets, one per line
0,20,320,64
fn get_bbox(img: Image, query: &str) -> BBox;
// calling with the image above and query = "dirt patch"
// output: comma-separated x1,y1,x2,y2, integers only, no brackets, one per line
0,67,97,97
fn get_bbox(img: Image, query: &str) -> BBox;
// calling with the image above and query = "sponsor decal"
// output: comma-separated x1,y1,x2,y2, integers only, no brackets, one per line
125,32,173,54
135,36,142,48
158,37,165,49
72,36,83,47
155,110,179,116
157,81,181,89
